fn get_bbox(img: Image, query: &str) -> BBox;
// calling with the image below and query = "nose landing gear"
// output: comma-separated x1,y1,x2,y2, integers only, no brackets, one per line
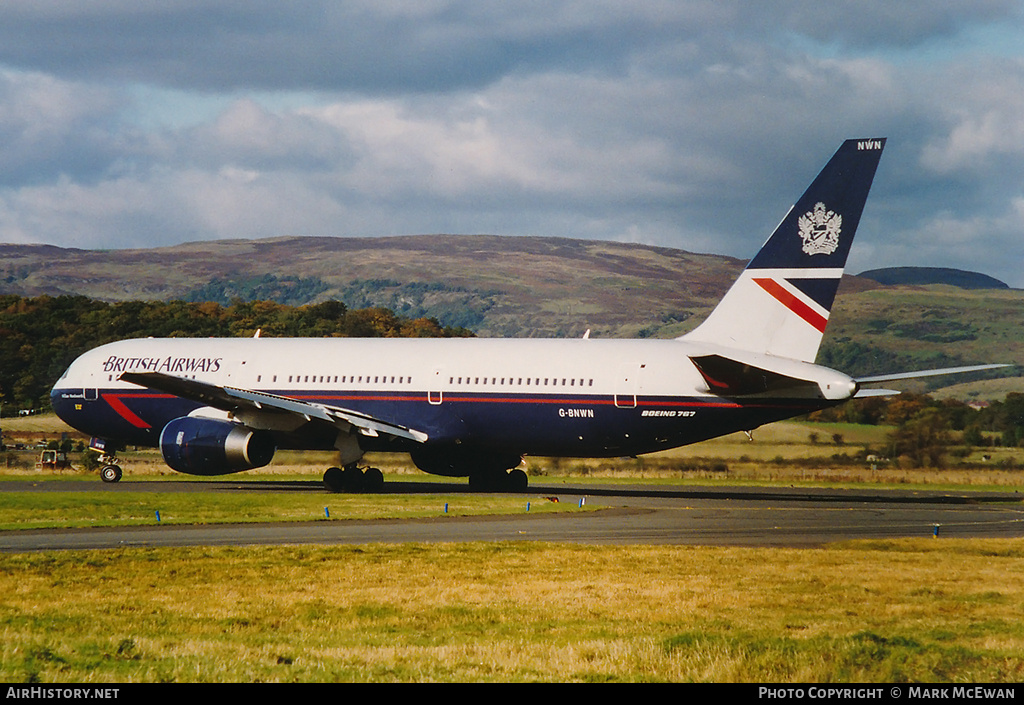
100,463,123,483
89,438,124,483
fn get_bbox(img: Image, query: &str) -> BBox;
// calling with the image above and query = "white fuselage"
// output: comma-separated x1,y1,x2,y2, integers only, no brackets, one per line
51,336,853,467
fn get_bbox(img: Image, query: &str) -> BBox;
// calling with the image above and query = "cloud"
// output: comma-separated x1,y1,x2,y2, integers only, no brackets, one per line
0,3,1022,286
919,57,1024,173
0,70,132,186
850,197,1024,290
761,0,1022,48
0,2,713,93
7,2,1013,93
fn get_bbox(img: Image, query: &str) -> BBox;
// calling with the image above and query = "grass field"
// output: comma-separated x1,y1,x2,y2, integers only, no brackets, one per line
0,487,579,531
1,540,1022,682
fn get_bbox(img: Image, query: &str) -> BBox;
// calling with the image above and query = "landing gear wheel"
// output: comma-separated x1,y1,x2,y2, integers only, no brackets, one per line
100,465,123,483
323,466,345,493
363,467,384,493
506,468,528,492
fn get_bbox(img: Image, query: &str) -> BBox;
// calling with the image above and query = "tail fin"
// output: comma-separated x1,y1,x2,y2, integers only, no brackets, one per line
680,138,885,362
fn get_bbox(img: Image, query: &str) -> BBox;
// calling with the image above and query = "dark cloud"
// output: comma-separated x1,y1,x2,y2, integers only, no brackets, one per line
0,72,135,186
0,2,708,93
765,0,1022,48
4,2,1016,93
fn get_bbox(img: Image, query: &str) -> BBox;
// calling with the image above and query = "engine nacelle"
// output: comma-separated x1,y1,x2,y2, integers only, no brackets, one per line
159,417,276,476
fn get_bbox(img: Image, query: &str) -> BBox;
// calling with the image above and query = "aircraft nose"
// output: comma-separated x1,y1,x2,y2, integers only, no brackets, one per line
50,383,76,423
50,362,82,422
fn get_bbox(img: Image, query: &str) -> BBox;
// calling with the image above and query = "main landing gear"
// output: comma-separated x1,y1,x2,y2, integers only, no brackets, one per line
321,465,529,493
323,464,385,493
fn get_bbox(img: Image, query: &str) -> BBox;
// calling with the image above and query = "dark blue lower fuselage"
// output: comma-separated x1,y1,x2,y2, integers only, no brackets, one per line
51,384,835,463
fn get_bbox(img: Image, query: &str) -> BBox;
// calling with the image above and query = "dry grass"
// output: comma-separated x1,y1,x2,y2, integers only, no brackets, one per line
1,540,1022,682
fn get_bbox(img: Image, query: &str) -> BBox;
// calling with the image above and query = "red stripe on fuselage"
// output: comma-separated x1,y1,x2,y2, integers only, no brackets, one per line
102,393,162,429
752,278,828,333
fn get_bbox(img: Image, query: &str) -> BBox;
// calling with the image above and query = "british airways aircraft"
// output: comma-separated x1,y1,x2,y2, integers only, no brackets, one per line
49,138,1004,491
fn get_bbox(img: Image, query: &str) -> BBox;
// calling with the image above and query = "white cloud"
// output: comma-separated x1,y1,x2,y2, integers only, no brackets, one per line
919,58,1024,173
0,69,129,185
851,199,1024,289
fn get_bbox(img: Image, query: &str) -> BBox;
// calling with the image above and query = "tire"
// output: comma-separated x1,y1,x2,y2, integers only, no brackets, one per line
341,466,364,493
323,466,345,493
506,468,528,492
100,465,122,483
363,467,384,492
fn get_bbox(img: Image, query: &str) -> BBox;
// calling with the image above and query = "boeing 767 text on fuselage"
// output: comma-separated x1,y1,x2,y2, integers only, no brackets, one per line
50,139,1006,491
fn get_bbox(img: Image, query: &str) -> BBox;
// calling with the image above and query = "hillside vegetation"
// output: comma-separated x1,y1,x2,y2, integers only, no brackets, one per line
0,236,741,339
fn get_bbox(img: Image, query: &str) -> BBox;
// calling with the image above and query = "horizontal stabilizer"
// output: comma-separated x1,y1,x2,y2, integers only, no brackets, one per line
853,388,901,398
690,354,820,397
852,364,1011,398
855,364,1010,384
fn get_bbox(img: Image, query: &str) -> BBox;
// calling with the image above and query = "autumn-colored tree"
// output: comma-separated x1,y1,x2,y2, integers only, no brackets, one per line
882,395,929,426
887,409,952,468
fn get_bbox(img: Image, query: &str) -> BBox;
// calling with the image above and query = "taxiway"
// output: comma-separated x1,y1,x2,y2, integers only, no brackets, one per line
2,479,1022,552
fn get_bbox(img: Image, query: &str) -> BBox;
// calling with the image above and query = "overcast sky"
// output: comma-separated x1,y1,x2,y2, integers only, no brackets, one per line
1,2,1023,285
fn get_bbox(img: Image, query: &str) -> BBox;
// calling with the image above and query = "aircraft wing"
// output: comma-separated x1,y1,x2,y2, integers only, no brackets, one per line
118,371,429,443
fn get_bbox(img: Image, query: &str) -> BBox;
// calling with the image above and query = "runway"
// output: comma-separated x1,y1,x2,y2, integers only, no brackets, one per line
2,479,1023,552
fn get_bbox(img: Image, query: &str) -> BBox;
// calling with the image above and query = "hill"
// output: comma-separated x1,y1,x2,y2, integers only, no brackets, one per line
1,235,1022,398
857,267,1009,290
0,235,743,339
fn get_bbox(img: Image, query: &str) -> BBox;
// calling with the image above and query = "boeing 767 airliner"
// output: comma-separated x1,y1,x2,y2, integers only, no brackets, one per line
50,138,1006,491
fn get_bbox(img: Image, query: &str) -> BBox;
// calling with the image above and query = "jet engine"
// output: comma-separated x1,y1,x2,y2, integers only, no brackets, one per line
159,417,276,476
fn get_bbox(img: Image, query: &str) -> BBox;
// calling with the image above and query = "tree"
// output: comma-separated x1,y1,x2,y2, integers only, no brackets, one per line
887,409,952,468
963,425,986,448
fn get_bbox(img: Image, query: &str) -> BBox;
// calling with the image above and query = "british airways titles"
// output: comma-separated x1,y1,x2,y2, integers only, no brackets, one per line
103,355,224,375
